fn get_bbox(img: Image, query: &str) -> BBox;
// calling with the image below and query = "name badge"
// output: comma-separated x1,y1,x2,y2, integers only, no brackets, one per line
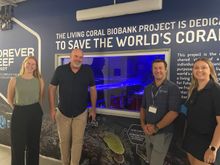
148,106,157,114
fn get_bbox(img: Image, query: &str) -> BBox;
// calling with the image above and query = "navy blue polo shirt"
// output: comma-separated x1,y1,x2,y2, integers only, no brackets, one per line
50,63,95,117
186,80,220,135
141,80,181,133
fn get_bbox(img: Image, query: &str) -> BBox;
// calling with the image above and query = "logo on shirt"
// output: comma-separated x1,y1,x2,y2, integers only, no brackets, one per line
159,89,168,93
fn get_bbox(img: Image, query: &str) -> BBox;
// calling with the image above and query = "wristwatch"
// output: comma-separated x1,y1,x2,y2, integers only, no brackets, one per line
209,145,217,152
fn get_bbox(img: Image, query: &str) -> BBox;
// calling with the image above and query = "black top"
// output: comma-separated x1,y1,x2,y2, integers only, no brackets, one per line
141,80,181,133
50,63,95,117
186,80,220,135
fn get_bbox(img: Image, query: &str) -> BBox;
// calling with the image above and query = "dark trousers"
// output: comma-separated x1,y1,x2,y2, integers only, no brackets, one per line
11,103,43,165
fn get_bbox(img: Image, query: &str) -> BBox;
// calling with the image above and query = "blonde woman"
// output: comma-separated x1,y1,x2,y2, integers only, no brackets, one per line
7,56,44,165
183,58,220,165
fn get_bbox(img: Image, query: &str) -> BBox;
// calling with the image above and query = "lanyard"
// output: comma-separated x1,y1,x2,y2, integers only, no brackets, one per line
151,85,162,105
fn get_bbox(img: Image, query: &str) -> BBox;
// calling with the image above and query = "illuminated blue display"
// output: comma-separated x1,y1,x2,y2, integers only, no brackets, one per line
60,54,165,111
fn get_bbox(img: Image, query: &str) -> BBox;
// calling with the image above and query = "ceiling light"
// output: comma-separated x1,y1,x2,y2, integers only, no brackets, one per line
76,0,163,21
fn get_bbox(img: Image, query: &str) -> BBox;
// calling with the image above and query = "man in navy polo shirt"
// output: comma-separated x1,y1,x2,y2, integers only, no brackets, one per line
140,59,181,165
48,48,97,165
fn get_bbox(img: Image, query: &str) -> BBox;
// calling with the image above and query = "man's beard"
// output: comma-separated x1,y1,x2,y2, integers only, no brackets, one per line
72,62,82,68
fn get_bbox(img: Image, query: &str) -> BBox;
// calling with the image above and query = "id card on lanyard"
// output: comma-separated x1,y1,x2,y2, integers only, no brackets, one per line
149,106,157,113
148,85,162,114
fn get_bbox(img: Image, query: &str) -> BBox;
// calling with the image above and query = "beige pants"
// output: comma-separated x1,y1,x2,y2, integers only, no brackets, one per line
56,110,87,165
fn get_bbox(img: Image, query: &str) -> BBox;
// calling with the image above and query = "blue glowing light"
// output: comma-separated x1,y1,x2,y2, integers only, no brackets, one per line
60,54,165,111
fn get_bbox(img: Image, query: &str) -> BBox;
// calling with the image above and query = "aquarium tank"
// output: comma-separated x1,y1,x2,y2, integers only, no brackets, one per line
56,50,169,114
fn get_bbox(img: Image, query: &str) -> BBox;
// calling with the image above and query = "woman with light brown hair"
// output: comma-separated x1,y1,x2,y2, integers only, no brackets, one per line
7,56,44,165
183,58,220,165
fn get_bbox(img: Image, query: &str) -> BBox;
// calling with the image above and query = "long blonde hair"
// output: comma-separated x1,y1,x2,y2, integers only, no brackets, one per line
188,58,218,97
19,56,41,79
